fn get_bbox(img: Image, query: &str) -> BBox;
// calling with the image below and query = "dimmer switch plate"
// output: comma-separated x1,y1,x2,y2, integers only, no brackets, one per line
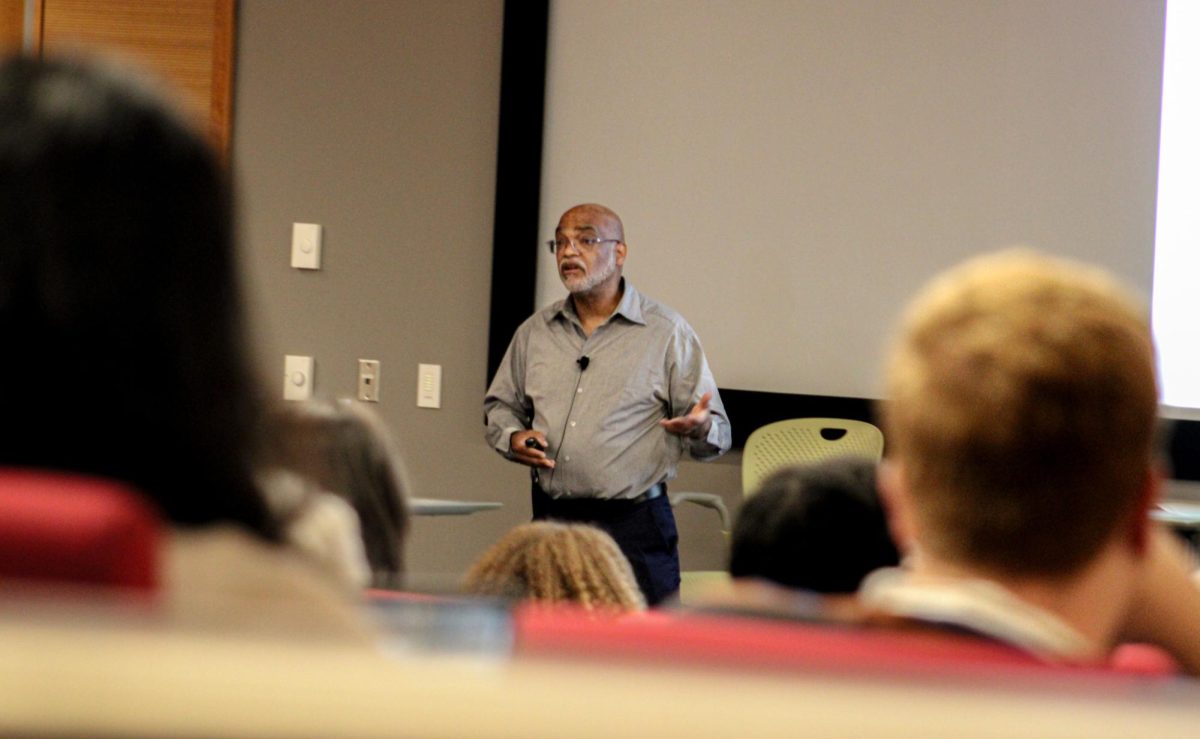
417,363,441,409
291,223,322,269
283,355,314,401
358,359,381,402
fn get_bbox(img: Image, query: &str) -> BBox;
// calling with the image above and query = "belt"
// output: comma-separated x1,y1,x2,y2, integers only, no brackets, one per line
629,483,666,504
535,482,666,506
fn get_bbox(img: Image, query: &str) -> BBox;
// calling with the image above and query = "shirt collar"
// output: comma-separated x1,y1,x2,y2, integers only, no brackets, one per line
612,280,646,325
858,568,1101,664
548,279,647,327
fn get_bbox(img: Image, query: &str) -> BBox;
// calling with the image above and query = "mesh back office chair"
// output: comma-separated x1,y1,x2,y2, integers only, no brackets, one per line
671,418,884,603
742,418,884,496
672,417,885,522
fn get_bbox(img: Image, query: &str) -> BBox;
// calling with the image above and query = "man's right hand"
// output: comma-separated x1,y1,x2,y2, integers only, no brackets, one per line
510,429,555,469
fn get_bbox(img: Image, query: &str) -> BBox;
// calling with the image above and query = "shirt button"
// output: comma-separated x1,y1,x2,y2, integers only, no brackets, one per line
570,421,576,427
564,456,571,462
577,388,583,394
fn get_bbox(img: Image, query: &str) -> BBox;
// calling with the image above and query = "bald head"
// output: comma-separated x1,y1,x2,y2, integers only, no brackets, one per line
559,204,625,243
554,204,628,298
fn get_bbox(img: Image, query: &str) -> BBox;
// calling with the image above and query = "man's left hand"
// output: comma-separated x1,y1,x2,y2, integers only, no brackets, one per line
660,391,713,439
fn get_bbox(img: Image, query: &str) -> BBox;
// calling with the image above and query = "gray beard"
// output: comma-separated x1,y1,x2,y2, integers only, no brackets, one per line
561,253,617,295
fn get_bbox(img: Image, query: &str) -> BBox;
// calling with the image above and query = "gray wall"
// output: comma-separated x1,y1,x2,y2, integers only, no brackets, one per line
233,0,741,579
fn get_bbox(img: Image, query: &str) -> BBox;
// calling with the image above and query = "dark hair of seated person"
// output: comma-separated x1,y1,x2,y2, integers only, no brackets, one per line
0,56,278,539
729,457,899,594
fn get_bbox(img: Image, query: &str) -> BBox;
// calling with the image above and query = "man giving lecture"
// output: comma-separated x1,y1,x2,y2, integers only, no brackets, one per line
485,204,731,605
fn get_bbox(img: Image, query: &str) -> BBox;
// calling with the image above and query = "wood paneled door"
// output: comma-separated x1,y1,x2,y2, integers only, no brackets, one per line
26,0,235,154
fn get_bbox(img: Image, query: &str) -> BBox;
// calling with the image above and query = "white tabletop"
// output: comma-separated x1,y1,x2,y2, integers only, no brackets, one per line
410,498,503,516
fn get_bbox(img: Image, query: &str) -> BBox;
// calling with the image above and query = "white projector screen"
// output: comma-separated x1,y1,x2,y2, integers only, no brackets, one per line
1153,0,1200,415
537,0,1166,402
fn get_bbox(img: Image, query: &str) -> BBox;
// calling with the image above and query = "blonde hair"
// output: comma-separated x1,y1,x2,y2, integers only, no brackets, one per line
463,522,646,611
883,249,1158,576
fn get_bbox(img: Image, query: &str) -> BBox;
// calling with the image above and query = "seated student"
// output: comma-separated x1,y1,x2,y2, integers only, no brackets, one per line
861,249,1200,672
463,522,646,612
0,57,370,641
265,399,411,590
719,457,899,617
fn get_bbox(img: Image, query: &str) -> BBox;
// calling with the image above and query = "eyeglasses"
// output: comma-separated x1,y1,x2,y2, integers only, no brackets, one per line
546,235,620,254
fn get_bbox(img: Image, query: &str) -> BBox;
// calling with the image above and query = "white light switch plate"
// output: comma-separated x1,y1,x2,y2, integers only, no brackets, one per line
283,355,314,401
291,223,322,269
417,363,441,409
358,359,381,402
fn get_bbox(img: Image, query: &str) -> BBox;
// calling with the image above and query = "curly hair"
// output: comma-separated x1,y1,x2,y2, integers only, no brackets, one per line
463,522,646,612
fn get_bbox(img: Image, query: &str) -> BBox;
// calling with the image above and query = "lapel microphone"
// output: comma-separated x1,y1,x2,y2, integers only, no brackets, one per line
577,356,590,371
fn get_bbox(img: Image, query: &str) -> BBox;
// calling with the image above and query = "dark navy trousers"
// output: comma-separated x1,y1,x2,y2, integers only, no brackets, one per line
531,485,681,606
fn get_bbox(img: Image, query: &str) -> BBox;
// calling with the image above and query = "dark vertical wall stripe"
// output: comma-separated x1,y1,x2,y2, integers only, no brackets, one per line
488,0,549,384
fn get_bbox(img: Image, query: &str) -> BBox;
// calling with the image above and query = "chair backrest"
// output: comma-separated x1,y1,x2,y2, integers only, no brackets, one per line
515,605,1047,678
0,469,161,591
742,418,884,496
513,604,1176,680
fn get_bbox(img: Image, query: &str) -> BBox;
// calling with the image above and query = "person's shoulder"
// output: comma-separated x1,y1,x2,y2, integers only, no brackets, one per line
640,297,701,343
627,284,692,331
513,300,567,336
536,298,570,324
164,525,376,643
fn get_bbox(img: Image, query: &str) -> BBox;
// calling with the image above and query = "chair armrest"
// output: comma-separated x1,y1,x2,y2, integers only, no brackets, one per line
669,492,731,532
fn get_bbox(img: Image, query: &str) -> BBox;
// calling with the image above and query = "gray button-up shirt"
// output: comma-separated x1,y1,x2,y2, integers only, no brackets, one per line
485,281,731,500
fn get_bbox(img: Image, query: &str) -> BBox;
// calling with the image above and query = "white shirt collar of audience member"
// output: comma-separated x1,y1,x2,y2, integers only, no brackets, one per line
859,568,1098,663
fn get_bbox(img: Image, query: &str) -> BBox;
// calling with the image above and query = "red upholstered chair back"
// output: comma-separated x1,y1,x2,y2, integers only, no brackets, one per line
514,605,1177,679
515,605,1044,678
0,469,161,591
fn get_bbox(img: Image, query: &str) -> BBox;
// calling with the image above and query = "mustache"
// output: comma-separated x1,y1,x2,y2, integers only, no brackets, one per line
559,259,585,272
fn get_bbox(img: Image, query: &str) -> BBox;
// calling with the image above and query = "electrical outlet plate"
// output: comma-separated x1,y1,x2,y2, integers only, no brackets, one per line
417,363,441,409
291,223,322,269
358,359,381,402
283,355,314,401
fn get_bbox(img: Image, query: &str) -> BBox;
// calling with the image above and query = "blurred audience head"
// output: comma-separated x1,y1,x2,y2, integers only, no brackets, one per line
729,457,898,593
266,398,411,587
0,56,276,537
463,522,646,612
881,249,1158,577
